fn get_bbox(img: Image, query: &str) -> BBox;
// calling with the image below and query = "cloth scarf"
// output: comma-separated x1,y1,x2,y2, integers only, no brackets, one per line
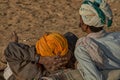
79,0,112,27
36,32,68,56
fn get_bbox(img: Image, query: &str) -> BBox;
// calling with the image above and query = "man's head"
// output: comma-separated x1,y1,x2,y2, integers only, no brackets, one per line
79,0,113,33
36,32,73,72
79,16,103,33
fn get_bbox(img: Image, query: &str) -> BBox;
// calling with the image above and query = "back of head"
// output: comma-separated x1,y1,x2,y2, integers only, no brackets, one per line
64,32,78,52
36,32,68,56
79,0,113,28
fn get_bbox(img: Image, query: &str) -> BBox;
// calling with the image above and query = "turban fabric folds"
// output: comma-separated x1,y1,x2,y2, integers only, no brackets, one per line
79,0,113,27
36,32,68,56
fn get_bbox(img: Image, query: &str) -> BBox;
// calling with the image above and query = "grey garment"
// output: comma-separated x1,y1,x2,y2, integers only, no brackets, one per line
0,70,5,80
4,42,42,80
42,69,83,80
8,75,16,80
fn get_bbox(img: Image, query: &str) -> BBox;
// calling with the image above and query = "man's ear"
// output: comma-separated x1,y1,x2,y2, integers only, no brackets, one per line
86,25,91,33
84,25,89,31
86,25,89,29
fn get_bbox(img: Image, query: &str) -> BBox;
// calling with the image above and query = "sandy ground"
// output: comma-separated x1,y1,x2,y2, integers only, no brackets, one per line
0,0,120,79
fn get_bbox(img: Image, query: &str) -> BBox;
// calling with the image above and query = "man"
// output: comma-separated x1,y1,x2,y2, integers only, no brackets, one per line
37,0,120,80
74,0,120,80
4,31,78,80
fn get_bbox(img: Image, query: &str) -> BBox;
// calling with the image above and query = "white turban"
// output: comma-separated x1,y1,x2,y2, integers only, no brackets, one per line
79,0,113,27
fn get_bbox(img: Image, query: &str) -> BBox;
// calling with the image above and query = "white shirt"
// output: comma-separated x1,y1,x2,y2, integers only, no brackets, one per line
75,30,120,80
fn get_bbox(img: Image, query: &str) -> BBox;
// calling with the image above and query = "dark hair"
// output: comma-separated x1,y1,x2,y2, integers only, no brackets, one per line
63,32,78,69
88,26,103,32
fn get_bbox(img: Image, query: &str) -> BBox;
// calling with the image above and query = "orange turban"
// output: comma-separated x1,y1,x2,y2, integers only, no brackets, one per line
36,32,68,56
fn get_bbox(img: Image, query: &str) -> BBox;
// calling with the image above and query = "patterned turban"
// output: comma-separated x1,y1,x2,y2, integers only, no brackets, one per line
79,0,113,27
36,32,68,56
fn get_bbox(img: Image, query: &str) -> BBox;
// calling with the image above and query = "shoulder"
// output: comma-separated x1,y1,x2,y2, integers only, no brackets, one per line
102,32,120,40
75,37,91,55
75,37,93,48
109,32,120,37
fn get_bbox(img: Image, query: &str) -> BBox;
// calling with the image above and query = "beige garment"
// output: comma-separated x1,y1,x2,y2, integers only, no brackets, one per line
3,63,13,80
102,70,120,80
